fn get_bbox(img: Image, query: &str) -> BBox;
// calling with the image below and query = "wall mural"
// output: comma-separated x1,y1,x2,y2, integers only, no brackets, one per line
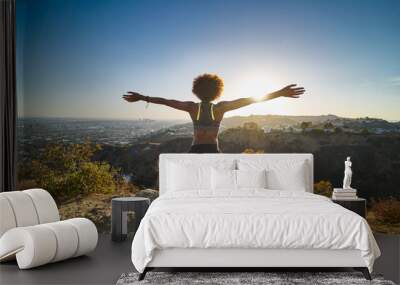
16,0,400,233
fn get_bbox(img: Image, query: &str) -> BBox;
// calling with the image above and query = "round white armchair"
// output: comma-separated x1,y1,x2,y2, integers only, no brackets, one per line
0,189,98,269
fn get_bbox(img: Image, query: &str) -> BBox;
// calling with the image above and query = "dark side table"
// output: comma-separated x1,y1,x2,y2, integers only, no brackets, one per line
111,197,150,241
332,198,366,218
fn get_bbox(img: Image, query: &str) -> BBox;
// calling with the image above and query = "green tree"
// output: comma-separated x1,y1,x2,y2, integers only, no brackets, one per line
323,122,334,129
361,128,370,135
334,127,343,133
30,140,118,202
300,121,312,131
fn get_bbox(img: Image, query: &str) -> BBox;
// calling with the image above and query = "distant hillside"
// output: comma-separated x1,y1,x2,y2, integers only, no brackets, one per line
221,114,340,129
96,128,400,201
142,114,400,143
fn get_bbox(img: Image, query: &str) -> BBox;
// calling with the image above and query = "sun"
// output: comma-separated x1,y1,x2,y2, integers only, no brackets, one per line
223,72,288,117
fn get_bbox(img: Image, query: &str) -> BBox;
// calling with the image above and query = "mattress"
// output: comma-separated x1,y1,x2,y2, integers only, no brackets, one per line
131,190,380,273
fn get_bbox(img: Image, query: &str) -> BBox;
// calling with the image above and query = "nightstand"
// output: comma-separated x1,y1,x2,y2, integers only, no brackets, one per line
111,197,150,241
332,198,366,218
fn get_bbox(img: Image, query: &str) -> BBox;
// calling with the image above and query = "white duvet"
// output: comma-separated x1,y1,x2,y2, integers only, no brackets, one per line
131,190,380,273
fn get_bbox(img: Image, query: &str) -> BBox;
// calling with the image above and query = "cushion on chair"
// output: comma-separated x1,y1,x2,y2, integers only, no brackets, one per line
0,189,60,237
42,221,79,262
0,226,57,268
0,191,39,227
0,196,17,237
65,218,98,257
0,189,98,269
23,189,60,224
0,218,98,269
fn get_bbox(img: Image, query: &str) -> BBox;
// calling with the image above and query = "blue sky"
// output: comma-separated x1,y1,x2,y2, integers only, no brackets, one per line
17,0,400,120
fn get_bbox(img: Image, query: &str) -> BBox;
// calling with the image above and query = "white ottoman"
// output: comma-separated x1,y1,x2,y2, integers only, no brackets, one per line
0,189,98,269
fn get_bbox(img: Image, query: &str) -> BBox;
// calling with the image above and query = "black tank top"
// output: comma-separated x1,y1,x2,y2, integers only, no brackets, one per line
193,102,220,131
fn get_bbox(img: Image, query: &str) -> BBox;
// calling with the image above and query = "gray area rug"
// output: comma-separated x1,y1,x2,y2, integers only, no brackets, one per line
116,272,396,285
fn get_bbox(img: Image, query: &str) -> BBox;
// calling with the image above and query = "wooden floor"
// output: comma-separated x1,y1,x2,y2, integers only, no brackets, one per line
0,233,398,285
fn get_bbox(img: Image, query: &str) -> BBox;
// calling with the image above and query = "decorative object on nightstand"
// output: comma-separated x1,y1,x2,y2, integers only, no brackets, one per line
111,197,150,242
332,198,366,218
332,156,358,200
343,156,353,190
332,188,358,200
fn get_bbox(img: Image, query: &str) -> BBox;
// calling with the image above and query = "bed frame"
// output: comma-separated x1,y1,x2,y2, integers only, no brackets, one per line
138,154,371,280
140,248,370,280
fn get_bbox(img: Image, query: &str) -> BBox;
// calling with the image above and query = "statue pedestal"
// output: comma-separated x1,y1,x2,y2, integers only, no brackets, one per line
332,188,358,200
333,188,357,192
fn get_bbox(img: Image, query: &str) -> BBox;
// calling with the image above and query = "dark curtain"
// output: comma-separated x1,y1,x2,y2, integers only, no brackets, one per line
0,0,17,192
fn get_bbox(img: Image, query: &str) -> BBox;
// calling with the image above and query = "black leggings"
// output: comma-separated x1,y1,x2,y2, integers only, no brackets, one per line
188,144,220,153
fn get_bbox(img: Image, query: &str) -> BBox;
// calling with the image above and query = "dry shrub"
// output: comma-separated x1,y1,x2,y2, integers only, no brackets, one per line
242,148,264,154
314,180,333,198
371,198,400,224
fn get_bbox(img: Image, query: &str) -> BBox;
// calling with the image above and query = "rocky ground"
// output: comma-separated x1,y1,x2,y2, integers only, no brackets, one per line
59,187,159,233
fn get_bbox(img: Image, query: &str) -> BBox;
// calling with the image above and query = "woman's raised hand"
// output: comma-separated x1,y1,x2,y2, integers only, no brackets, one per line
276,84,305,98
123,91,144,102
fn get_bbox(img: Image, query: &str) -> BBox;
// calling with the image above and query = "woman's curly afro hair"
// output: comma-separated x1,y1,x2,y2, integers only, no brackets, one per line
192,73,224,102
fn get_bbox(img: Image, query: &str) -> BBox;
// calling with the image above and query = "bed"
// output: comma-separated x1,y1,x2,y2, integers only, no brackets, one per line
131,154,380,280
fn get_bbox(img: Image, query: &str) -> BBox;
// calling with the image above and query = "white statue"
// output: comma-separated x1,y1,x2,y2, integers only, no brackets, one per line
343,157,353,189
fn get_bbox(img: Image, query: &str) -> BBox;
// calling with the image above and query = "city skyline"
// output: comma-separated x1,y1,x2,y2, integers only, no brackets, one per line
15,114,400,123
17,0,400,120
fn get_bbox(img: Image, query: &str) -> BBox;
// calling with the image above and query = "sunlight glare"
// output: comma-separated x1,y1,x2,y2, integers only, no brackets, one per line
224,72,286,116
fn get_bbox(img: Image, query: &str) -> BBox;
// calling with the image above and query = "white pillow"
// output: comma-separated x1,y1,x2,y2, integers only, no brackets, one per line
236,169,267,189
238,159,307,191
166,159,236,193
211,168,236,191
167,162,211,191
266,161,307,191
